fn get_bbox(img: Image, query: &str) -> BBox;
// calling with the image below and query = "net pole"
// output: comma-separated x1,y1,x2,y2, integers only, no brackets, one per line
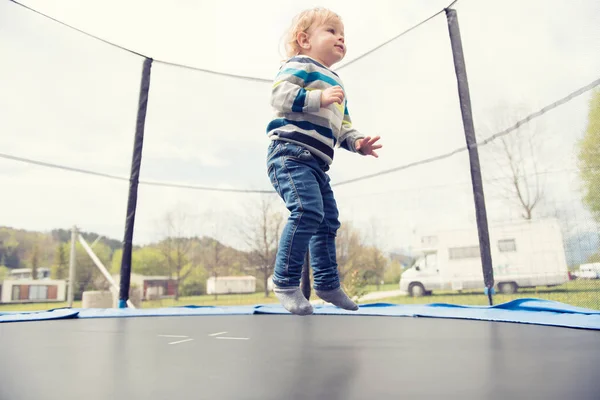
118,57,153,308
445,8,495,305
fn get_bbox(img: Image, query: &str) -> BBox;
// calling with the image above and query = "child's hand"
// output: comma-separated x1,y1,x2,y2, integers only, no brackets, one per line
321,86,345,107
355,136,382,158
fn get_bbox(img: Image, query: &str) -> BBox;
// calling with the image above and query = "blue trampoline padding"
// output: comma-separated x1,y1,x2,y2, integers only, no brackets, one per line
71,305,259,318
0,308,79,323
1,299,599,329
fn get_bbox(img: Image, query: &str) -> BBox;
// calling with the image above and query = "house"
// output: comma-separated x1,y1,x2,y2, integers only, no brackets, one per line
9,267,52,280
206,276,256,295
0,267,65,304
0,279,67,304
111,273,178,301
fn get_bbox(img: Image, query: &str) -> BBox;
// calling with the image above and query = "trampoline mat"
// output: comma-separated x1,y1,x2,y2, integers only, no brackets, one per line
0,315,599,400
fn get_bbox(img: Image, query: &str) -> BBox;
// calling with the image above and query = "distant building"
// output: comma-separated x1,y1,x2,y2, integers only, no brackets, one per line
0,267,65,304
1,279,66,304
207,276,256,295
112,273,178,300
9,267,51,280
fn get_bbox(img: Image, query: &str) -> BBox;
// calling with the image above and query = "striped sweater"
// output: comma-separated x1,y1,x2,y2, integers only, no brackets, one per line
266,55,364,165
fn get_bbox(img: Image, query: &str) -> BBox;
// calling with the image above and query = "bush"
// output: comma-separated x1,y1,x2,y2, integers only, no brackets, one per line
343,269,369,300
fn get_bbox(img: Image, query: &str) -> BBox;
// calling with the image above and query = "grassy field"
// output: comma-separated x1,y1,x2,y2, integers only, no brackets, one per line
364,283,398,292
1,280,598,312
369,280,600,310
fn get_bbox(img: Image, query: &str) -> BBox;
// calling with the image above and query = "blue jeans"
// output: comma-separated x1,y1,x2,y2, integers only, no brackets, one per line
266,140,341,291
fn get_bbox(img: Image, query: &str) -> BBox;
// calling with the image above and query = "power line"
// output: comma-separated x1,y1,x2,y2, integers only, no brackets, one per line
2,76,597,193
7,0,458,83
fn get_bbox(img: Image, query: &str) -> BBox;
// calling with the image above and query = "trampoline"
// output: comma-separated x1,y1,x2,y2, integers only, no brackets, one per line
2,2,600,399
1,301,600,400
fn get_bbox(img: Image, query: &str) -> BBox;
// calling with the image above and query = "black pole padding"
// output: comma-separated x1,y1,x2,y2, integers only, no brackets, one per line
119,57,153,308
445,8,494,305
301,252,311,300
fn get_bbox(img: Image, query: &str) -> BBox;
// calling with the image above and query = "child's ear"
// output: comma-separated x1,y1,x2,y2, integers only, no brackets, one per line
297,31,310,49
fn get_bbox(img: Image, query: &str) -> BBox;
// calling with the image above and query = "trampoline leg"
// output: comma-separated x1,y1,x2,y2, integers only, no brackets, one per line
301,252,311,300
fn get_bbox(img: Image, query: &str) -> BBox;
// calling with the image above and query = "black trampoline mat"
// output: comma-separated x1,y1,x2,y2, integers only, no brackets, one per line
1,315,599,400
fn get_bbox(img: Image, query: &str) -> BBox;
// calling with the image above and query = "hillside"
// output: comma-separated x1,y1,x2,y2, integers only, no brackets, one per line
0,226,249,272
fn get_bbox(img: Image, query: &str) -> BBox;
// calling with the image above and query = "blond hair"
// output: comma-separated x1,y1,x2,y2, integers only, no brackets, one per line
283,7,342,58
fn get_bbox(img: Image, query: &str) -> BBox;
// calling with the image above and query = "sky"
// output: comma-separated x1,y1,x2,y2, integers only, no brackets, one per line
1,0,599,253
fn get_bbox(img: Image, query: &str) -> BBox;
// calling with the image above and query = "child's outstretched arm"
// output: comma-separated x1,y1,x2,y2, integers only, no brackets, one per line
339,107,382,157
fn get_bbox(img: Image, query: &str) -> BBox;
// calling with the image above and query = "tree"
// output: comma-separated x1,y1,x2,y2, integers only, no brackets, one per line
0,229,20,269
335,221,363,282
365,217,390,289
53,243,69,279
335,222,390,299
111,247,167,276
203,238,228,300
578,88,600,223
241,195,283,297
200,210,237,300
479,105,546,220
73,241,113,299
30,244,39,280
0,266,8,281
157,208,194,301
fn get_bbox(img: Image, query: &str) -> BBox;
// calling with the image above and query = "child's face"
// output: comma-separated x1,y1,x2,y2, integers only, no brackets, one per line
300,19,346,67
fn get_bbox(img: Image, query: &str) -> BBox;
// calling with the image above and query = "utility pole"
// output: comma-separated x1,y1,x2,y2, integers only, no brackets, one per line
67,225,77,307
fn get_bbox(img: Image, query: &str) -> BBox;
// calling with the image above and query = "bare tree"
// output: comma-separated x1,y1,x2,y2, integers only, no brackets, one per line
203,238,229,300
479,105,545,220
30,244,39,280
158,207,194,300
335,222,363,282
200,210,232,300
365,218,390,289
240,195,283,297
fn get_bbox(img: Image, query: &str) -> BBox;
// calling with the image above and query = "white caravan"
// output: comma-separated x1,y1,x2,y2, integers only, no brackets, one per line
577,262,600,279
399,219,569,296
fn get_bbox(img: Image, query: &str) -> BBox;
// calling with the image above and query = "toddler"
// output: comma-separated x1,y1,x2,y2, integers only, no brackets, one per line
266,7,382,315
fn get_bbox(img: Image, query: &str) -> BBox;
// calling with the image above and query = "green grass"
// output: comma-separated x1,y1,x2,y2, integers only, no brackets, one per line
364,283,398,292
143,291,281,308
0,292,280,312
367,280,600,310
2,280,598,311
0,301,82,312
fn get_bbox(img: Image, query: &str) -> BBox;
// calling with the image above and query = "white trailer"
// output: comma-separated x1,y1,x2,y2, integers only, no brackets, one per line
577,262,600,279
399,219,569,296
206,276,256,295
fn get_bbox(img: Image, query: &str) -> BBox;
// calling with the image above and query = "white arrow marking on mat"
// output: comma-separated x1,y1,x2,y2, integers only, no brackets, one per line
208,331,228,337
158,335,189,338
168,338,194,345
157,334,194,345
